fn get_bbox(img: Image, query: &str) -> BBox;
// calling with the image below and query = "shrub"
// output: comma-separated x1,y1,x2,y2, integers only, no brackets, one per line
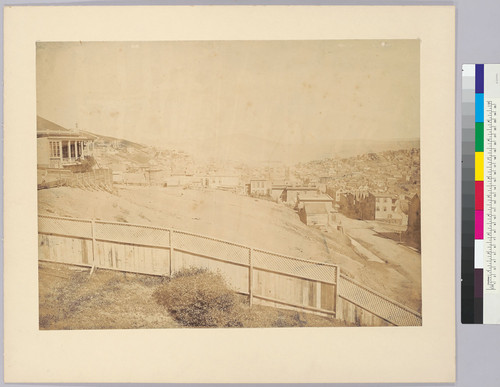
153,268,242,327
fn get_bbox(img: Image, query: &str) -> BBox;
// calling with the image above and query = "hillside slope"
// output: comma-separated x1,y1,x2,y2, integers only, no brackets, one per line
38,186,421,311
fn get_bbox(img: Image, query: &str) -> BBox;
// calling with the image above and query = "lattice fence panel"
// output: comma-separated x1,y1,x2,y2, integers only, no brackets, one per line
38,215,92,239
174,231,250,265
95,221,171,248
339,275,422,326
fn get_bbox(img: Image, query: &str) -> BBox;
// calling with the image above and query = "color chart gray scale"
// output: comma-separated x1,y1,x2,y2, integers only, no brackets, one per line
462,64,500,324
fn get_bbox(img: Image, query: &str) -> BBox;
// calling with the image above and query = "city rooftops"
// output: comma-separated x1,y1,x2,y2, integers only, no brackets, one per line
285,186,318,191
373,193,397,198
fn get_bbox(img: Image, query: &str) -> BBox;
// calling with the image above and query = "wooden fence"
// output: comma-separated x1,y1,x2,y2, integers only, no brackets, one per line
37,168,113,190
37,215,422,326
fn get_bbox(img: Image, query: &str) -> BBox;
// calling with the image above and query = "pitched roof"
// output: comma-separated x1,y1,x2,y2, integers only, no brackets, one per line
304,202,328,215
37,116,71,133
37,116,92,140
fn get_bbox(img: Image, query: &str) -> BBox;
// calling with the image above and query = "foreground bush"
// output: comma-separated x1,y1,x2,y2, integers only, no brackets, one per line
153,268,243,327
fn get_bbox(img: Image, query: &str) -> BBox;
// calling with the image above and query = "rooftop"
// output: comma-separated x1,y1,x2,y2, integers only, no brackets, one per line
298,194,334,202
37,116,91,140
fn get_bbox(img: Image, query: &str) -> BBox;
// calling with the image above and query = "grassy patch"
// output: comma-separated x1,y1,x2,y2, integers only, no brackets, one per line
39,262,351,329
39,262,178,330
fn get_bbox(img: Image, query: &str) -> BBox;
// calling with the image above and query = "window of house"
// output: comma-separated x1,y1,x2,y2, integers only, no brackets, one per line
62,143,69,158
49,141,60,158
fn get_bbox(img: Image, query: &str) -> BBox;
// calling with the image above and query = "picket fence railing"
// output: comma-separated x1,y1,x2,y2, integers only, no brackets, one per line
37,215,422,326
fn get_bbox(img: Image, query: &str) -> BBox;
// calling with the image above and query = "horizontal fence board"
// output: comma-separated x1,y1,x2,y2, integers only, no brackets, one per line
252,294,335,317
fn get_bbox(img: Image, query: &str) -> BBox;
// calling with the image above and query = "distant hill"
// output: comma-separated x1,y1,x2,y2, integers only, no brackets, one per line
81,130,154,169
81,131,148,151
173,133,419,166
83,128,419,169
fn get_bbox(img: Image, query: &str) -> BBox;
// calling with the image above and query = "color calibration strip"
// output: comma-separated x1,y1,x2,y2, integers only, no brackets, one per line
462,64,500,324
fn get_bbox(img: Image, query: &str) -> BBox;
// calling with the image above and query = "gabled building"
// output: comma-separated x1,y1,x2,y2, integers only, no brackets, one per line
299,202,329,226
374,194,399,222
281,186,319,205
249,179,271,196
297,194,335,210
203,175,240,189
37,116,95,169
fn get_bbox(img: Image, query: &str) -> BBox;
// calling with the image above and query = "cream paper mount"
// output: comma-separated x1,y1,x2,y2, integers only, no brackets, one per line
4,5,455,383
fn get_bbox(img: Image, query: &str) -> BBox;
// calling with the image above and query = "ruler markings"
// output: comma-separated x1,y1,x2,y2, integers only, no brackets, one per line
474,64,484,324
483,64,500,324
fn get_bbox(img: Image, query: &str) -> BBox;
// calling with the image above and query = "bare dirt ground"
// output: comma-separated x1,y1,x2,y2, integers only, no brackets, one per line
38,185,421,311
338,215,421,311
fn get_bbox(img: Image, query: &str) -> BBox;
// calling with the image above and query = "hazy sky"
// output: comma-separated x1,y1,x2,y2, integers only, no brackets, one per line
37,40,419,147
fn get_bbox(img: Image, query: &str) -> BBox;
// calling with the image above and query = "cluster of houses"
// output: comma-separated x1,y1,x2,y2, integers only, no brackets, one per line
37,116,420,248
247,177,420,248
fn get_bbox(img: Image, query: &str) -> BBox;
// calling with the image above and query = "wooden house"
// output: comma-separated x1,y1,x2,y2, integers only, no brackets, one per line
37,116,95,169
299,202,329,226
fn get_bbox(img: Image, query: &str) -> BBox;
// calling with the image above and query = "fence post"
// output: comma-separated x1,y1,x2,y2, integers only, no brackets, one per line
169,228,174,277
335,266,342,320
249,248,253,306
90,219,97,275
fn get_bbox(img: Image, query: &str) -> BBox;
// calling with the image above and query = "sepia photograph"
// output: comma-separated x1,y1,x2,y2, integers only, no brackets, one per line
36,39,422,329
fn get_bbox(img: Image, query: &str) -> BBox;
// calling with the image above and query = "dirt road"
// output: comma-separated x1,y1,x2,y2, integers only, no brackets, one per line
337,214,421,311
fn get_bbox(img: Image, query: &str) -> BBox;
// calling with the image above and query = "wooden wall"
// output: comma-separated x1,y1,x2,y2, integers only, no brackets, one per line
337,297,393,327
38,234,92,267
38,233,338,319
39,220,424,327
